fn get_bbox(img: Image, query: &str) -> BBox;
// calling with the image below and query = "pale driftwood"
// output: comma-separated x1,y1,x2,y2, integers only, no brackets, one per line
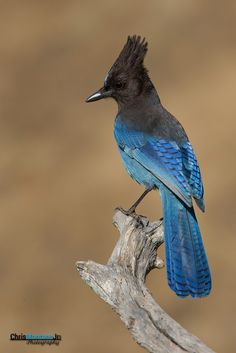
76,209,215,353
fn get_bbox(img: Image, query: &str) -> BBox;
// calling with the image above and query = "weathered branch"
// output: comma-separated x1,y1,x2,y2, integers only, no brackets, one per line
76,209,215,353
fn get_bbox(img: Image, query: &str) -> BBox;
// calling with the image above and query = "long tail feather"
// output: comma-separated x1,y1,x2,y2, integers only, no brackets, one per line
160,186,211,298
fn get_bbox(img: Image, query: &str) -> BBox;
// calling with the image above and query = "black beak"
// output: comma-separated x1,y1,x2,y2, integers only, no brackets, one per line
85,87,112,103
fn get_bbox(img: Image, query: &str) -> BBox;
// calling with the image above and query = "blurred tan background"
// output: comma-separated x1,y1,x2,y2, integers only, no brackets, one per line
0,1,235,352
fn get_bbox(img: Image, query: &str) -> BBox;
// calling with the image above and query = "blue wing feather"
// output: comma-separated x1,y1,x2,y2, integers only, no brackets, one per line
114,117,205,210
132,139,192,207
114,118,192,207
181,142,205,211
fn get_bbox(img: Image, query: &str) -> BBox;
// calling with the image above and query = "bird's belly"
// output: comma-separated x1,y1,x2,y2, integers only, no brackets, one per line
118,147,160,189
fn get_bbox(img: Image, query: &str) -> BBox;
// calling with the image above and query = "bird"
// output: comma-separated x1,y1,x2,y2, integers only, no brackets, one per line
85,35,211,298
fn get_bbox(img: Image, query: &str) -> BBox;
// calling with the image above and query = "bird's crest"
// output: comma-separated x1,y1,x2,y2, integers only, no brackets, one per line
111,35,148,73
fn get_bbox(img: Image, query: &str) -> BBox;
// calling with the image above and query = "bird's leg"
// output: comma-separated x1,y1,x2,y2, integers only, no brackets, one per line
125,187,154,215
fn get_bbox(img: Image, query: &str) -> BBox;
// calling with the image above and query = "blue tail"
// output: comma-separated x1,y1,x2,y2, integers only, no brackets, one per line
160,186,211,298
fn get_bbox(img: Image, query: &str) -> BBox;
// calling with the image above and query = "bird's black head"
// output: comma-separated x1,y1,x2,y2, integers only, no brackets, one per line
86,35,154,106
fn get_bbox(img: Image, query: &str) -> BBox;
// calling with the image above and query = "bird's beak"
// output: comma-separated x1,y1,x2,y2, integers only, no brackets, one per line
85,87,112,103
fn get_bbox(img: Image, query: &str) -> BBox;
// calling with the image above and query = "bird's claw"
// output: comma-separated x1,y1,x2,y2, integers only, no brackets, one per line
115,207,136,216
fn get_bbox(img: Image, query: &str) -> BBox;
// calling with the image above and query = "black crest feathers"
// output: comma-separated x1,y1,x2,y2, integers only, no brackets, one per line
112,35,148,72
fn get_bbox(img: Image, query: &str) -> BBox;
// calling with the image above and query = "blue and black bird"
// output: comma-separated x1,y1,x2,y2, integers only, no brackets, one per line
86,35,211,298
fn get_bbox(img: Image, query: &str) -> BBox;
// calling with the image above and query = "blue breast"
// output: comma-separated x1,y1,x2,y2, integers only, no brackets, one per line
114,115,158,188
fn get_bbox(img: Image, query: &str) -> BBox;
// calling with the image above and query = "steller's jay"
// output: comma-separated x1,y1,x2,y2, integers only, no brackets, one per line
86,35,211,298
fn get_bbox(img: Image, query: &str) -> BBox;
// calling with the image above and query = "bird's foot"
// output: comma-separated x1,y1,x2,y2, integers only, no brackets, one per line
115,207,148,226
118,188,154,217
115,206,136,216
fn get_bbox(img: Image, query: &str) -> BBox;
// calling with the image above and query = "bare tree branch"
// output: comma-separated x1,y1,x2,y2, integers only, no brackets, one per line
76,209,215,353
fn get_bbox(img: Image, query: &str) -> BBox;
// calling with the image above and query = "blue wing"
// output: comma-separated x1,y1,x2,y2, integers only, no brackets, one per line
114,118,204,210
181,142,205,211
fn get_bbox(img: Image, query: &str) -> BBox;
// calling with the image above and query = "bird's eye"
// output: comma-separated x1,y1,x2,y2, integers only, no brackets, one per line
115,81,125,89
